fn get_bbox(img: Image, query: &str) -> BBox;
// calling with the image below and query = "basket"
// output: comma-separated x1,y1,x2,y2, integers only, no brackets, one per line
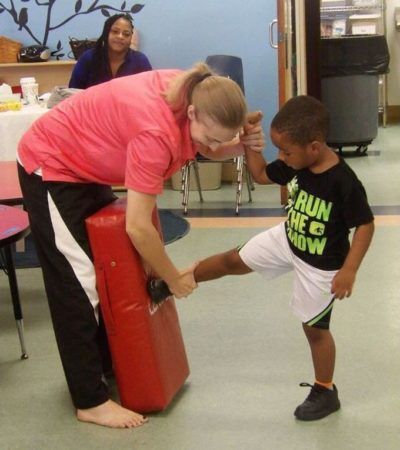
0,35,22,63
69,37,97,60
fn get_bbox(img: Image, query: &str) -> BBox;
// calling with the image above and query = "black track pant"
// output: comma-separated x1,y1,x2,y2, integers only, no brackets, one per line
18,164,117,409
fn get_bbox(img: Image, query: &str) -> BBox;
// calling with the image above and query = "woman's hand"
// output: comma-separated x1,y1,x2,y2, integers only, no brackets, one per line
168,263,198,298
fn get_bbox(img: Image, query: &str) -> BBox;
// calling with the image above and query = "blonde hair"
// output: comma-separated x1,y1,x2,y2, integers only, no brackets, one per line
164,62,247,128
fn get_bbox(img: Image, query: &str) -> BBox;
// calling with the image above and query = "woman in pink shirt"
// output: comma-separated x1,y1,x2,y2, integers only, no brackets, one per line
17,63,264,429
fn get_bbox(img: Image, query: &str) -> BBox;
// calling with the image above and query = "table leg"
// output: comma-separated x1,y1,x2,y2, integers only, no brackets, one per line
2,245,29,360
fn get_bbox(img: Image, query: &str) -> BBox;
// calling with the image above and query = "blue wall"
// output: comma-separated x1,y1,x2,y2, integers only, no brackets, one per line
0,0,278,158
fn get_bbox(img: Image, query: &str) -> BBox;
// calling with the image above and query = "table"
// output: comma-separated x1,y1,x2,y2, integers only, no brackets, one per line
0,104,47,161
0,204,30,359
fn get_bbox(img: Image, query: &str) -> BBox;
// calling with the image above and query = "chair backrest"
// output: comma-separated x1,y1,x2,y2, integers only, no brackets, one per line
205,55,245,94
184,56,251,215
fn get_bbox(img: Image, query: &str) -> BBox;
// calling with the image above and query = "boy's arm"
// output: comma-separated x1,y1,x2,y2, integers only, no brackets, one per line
244,147,274,185
331,221,375,300
241,111,274,185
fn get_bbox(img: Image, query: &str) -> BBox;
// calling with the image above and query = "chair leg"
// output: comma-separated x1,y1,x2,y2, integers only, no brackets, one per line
235,156,244,215
192,160,204,203
245,165,253,203
180,166,186,194
246,161,255,191
2,245,29,360
181,160,204,215
181,164,190,215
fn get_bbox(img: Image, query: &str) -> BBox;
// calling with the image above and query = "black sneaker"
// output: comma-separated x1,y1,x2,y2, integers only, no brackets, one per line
294,382,341,421
147,279,172,304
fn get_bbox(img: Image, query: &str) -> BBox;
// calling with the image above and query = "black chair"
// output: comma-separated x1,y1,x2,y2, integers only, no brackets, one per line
181,54,254,215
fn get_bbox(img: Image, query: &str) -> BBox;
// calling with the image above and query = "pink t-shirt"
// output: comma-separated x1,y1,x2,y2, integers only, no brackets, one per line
18,70,196,195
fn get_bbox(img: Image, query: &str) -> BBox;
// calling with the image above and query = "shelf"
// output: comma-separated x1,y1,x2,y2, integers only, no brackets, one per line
321,5,384,13
0,60,75,68
0,61,76,95
320,0,387,126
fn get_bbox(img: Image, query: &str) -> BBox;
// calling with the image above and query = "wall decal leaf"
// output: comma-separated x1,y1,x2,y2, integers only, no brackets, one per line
75,0,82,14
131,4,144,13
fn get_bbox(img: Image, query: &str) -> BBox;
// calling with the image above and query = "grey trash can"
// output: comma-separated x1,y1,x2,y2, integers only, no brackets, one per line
321,35,390,155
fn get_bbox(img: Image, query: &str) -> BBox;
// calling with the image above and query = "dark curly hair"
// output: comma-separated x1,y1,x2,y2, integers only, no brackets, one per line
271,95,330,146
92,14,134,78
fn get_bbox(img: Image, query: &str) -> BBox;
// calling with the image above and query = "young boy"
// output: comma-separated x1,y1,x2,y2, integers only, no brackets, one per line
149,95,374,420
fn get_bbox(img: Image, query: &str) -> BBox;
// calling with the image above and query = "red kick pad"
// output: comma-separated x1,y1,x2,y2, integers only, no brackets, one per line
85,198,189,413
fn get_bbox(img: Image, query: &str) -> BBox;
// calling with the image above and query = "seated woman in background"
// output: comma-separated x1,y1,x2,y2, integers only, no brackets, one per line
69,14,152,89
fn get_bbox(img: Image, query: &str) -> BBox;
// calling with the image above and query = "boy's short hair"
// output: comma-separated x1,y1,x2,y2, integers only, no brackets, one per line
271,95,329,146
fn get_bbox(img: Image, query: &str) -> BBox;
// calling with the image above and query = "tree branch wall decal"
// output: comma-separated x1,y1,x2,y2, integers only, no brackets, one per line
0,0,145,59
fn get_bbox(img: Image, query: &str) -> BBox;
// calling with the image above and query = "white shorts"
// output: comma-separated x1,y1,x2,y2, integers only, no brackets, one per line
239,222,337,324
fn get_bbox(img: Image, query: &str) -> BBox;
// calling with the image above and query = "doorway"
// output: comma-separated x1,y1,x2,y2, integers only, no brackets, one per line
275,0,321,105
273,0,321,203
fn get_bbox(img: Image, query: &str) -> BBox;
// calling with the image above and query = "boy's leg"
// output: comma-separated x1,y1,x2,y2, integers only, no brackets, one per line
195,222,293,283
148,222,291,303
194,248,253,282
302,323,336,384
294,323,340,421
149,248,252,302
290,256,341,420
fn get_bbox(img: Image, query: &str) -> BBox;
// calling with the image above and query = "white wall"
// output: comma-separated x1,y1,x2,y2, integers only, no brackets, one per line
0,0,278,157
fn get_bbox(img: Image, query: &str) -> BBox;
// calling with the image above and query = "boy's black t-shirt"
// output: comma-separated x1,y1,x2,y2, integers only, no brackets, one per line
266,158,374,270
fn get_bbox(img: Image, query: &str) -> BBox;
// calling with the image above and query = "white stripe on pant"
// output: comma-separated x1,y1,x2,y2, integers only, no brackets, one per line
18,163,116,409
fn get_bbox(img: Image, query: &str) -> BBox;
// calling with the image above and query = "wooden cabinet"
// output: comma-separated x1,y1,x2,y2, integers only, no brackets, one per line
0,60,75,95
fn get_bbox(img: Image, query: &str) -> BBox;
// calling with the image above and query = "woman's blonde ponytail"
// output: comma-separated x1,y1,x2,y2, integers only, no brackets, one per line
164,62,247,129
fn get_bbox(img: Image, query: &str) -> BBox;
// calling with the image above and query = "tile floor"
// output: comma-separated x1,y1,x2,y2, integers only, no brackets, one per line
1,125,399,449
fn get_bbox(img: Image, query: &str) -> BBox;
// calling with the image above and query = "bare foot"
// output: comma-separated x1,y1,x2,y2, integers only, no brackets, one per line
77,399,148,428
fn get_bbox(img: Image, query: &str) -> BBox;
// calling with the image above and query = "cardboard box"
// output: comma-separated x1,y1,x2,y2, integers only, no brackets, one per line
332,18,347,36
321,0,347,6
350,14,381,34
352,0,378,7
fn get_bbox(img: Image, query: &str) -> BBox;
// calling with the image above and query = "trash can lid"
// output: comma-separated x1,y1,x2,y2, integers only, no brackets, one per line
321,35,390,77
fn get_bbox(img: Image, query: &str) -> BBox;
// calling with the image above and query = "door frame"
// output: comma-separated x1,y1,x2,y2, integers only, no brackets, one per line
276,0,321,204
277,0,321,103
304,0,321,99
